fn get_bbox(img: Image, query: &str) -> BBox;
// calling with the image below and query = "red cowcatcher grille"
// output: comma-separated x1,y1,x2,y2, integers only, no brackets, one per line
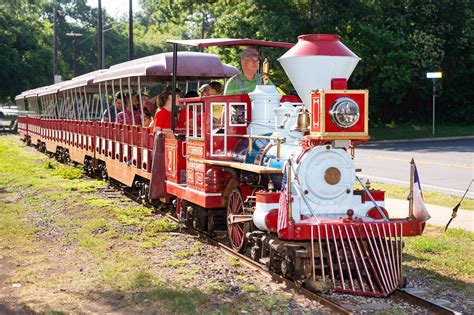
309,222,403,297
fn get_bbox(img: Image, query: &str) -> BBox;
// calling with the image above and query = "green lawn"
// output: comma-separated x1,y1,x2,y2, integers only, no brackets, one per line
404,226,474,298
369,122,474,141
368,182,474,211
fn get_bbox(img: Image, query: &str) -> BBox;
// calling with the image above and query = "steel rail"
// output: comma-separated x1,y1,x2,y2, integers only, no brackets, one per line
394,289,461,315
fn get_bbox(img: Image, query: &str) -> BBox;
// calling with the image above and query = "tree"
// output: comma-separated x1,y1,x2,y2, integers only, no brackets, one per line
0,1,53,101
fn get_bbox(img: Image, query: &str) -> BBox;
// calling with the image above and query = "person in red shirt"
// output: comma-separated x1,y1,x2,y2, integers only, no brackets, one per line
154,86,180,131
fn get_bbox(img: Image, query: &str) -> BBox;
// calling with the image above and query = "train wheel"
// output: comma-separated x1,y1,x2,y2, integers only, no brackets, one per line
227,189,249,253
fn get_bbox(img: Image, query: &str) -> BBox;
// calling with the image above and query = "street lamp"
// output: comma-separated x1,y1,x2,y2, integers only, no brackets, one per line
66,32,83,76
426,71,442,136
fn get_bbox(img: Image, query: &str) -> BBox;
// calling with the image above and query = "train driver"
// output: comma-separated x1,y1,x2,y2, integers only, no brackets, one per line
224,48,270,95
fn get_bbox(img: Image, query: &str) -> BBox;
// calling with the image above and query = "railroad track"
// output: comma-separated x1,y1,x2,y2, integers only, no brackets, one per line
110,185,461,314
393,289,461,315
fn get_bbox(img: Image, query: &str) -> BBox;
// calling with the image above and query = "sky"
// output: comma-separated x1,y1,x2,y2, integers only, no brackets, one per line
86,0,142,19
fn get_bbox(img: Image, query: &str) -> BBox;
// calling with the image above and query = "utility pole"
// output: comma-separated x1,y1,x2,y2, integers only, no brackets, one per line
53,0,60,83
97,0,103,69
66,32,83,77
128,0,134,60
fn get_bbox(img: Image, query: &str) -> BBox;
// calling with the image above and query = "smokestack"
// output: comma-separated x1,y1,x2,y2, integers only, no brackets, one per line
278,34,360,108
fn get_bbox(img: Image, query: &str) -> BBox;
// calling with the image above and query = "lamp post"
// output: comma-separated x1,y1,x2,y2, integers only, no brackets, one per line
426,72,442,136
66,32,83,77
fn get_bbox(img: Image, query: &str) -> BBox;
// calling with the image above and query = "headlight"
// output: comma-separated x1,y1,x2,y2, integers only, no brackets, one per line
329,97,360,128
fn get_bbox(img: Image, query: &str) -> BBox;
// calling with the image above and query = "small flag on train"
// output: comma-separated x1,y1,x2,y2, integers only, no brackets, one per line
411,161,431,222
277,164,289,231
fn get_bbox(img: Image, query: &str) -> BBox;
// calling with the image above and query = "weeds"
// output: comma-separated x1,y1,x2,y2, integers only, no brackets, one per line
175,243,202,258
228,257,240,267
241,283,260,293
161,259,187,268
207,281,226,293
54,166,83,180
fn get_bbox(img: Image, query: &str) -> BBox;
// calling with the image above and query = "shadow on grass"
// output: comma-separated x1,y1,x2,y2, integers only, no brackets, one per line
0,303,66,315
69,286,212,314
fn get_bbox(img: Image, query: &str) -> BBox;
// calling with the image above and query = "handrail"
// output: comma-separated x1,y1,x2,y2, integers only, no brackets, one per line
240,134,286,161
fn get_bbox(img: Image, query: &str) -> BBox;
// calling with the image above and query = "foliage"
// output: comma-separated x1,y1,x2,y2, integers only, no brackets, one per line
1,0,473,123
0,0,53,101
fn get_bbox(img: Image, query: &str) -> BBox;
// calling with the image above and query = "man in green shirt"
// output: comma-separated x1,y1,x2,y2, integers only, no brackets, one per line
224,48,263,95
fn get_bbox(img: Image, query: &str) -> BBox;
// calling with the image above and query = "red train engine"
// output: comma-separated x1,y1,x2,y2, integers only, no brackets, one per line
171,35,425,297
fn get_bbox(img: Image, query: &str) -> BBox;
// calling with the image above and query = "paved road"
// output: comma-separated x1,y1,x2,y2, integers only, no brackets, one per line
354,138,474,199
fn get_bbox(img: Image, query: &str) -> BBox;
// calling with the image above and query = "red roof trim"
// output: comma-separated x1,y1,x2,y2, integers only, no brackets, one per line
166,38,294,49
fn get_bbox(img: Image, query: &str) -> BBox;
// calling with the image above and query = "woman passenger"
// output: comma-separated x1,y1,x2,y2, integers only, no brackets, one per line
154,86,180,131
143,108,154,127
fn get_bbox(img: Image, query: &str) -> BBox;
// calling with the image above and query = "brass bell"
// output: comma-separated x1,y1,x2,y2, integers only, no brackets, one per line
291,107,310,133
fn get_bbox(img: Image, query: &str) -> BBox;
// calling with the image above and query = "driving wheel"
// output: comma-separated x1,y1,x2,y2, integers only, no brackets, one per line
226,189,249,253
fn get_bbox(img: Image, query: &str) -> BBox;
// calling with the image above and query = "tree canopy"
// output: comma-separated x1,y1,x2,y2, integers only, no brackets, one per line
1,0,472,123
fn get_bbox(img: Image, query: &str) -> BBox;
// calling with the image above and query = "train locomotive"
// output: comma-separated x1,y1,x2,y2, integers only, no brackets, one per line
15,34,426,297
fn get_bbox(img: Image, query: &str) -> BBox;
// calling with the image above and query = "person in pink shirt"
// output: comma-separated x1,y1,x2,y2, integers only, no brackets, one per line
117,93,141,125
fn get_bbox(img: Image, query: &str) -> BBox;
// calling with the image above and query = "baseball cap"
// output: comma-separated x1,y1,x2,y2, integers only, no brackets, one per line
240,48,259,60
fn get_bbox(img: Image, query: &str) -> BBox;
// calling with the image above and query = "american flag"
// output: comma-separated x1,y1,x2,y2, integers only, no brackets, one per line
278,166,289,231
412,162,431,222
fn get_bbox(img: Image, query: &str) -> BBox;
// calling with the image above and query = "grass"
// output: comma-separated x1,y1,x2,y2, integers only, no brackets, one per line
129,287,207,313
370,122,473,141
0,136,210,313
359,182,474,211
241,283,260,293
160,259,187,268
404,226,474,280
115,205,177,235
404,226,474,299
207,281,227,293
99,253,161,290
82,197,115,208
175,243,202,258
228,257,240,267
260,293,292,311
177,266,199,281
0,202,35,253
